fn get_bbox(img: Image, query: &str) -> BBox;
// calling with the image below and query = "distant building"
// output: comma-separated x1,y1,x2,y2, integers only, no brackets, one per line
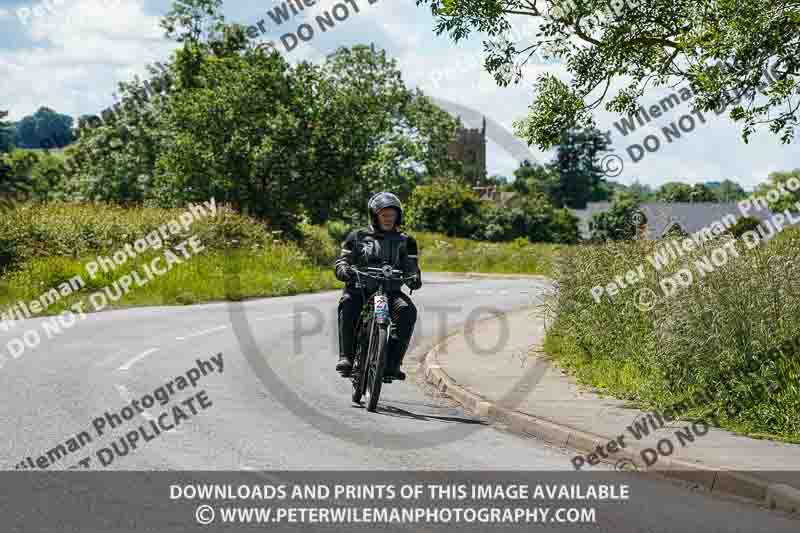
572,202,775,241
472,185,517,207
447,117,487,185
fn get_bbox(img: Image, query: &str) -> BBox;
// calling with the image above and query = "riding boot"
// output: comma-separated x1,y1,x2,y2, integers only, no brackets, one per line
385,331,409,380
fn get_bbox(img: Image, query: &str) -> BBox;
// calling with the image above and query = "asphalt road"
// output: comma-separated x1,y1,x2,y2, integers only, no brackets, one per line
0,273,797,532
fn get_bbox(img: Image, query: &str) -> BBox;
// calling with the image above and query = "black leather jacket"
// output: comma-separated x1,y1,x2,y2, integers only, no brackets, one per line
334,225,422,293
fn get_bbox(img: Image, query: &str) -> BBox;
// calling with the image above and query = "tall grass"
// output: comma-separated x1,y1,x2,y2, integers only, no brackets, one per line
0,201,276,273
415,233,561,277
0,202,340,315
545,229,800,442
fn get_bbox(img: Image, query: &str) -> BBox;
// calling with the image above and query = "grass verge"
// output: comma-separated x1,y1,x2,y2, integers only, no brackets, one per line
545,228,800,443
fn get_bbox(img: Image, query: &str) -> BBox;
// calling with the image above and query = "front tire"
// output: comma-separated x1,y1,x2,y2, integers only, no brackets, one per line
366,322,389,412
351,316,369,404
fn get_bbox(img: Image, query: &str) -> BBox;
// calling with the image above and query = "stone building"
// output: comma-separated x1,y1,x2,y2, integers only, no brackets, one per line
447,116,487,185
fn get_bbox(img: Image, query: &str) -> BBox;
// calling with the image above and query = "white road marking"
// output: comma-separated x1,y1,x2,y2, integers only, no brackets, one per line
114,384,155,421
175,325,227,340
96,349,128,368
114,383,183,435
118,348,159,371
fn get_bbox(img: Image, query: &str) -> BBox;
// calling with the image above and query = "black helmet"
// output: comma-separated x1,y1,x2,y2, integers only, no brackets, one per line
368,191,403,228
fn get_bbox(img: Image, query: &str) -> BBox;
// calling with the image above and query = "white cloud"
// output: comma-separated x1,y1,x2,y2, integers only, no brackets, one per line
1,0,175,121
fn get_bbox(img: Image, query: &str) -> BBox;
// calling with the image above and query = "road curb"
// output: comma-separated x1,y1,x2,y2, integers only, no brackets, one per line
430,271,551,281
418,307,800,515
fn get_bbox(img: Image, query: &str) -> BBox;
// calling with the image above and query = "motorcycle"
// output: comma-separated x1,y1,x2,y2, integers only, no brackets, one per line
348,264,418,412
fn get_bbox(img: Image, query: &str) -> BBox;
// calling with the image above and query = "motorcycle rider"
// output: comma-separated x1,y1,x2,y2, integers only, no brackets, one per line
334,192,422,380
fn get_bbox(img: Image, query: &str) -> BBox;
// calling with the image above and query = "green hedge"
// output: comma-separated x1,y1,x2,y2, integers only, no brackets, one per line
0,201,277,273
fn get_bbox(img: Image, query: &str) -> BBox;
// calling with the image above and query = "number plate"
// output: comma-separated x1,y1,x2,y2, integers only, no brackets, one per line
374,295,389,321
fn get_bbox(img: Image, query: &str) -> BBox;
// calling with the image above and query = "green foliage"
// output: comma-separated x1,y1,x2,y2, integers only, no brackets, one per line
414,231,561,277
626,180,657,202
0,201,274,274
0,150,36,203
62,1,460,234
153,43,316,232
689,183,716,202
407,177,578,243
710,179,747,202
64,64,173,204
326,220,352,244
663,223,688,238
546,229,800,441
160,0,226,44
321,48,461,222
589,194,642,241
0,110,14,153
727,216,762,238
297,220,339,267
656,182,694,203
418,0,800,148
406,179,483,237
510,159,559,197
756,169,800,213
0,246,339,315
549,127,611,208
14,107,75,149
655,181,743,203
474,193,578,244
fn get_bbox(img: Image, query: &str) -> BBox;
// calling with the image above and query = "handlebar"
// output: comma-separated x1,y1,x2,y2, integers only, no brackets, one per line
350,265,418,282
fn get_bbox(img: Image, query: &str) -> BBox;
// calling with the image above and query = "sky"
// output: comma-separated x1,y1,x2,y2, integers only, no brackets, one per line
1,0,797,190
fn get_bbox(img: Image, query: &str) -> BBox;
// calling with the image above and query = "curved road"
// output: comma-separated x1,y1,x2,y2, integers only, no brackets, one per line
0,273,796,531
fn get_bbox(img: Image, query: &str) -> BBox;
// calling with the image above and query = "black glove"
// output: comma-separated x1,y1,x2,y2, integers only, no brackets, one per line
336,264,353,282
407,272,422,290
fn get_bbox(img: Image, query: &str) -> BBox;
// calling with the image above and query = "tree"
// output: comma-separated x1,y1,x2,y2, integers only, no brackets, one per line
510,159,559,198
627,180,657,202
64,63,173,204
689,183,716,203
656,182,694,203
419,0,800,148
321,47,462,224
756,169,800,213
548,127,610,209
712,179,747,202
13,107,75,149
0,110,14,153
406,179,483,237
159,0,226,44
342,87,463,223
475,193,579,243
153,25,323,230
589,193,642,241
0,150,38,204
484,174,510,188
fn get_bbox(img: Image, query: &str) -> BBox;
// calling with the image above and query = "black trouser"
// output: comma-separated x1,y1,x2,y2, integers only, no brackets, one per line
338,287,417,366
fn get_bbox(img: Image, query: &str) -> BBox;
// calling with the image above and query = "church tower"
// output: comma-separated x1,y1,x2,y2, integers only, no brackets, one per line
446,116,487,185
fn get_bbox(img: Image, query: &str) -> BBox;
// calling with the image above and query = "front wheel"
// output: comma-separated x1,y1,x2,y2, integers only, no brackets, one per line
366,321,389,412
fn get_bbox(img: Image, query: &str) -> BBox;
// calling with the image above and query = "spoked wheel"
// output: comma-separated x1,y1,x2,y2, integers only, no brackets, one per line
351,318,369,404
366,320,389,412
351,348,368,405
